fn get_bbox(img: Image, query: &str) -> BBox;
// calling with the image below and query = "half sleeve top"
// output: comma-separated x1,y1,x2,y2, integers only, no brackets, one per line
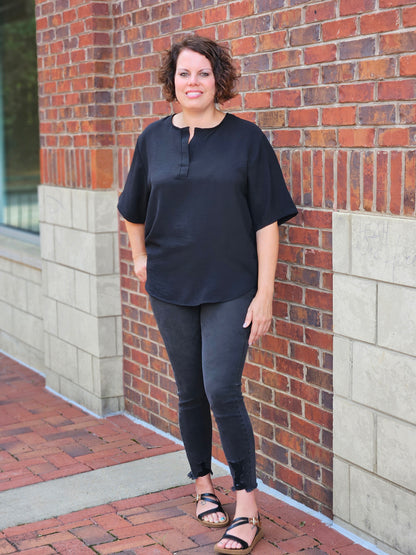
117,113,298,306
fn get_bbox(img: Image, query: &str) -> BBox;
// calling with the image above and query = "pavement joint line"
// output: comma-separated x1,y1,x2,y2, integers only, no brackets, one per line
0,450,228,530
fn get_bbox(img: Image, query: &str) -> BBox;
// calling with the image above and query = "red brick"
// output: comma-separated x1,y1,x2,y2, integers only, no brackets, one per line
273,90,301,107
231,36,256,56
272,7,301,28
390,151,403,215
339,128,375,147
275,428,303,453
304,44,337,65
379,128,409,147
340,37,375,59
306,442,333,467
261,335,289,357
291,379,320,404
379,79,416,100
260,365,289,394
288,109,319,127
258,72,285,91
217,21,242,39
248,15,274,35
291,415,321,443
322,106,356,126
244,92,271,109
272,49,302,69
404,151,416,216
363,151,375,211
260,437,288,465
258,31,286,52
359,104,395,125
322,17,357,40
272,129,301,147
305,328,333,351
229,0,255,18
380,31,416,54
289,68,320,87
361,9,399,34
350,150,361,211
305,249,332,270
305,479,332,506
278,534,319,552
305,1,336,22
400,54,416,76
290,343,319,366
305,404,332,429
290,24,320,46
181,12,203,29
339,82,374,102
340,0,375,16
305,130,337,148
403,5,416,27
276,465,303,489
358,58,396,80
258,110,285,128
97,535,154,553
204,5,227,24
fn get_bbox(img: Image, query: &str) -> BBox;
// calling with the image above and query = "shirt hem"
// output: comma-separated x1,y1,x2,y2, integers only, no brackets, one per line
145,284,257,307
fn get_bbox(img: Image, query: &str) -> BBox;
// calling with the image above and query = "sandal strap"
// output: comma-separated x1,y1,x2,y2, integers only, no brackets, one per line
195,492,227,521
219,532,248,550
218,515,261,551
194,492,221,506
227,515,261,531
198,506,226,520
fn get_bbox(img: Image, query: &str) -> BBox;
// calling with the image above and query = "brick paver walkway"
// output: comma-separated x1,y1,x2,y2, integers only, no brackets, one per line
0,353,376,554
0,354,181,493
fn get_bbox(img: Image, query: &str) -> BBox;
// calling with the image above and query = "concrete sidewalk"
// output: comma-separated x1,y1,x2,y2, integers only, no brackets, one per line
0,352,380,554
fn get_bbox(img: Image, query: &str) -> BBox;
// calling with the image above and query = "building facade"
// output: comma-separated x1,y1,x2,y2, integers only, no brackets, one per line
0,1,415,553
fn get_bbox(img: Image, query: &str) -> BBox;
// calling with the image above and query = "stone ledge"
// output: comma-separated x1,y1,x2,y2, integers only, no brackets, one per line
0,227,41,270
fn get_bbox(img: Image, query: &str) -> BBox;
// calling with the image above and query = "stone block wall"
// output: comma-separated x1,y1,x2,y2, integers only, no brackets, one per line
39,185,123,416
333,211,416,555
0,234,43,371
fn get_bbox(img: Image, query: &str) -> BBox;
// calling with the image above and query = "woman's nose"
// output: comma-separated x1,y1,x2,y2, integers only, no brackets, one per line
188,73,199,84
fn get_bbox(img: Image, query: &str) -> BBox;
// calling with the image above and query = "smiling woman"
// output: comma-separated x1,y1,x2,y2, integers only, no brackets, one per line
118,35,297,555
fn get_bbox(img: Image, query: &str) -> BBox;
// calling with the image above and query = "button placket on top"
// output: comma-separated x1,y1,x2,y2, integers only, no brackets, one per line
178,128,190,178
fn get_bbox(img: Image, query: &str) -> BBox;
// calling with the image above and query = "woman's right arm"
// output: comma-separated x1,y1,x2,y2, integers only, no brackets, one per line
125,221,147,283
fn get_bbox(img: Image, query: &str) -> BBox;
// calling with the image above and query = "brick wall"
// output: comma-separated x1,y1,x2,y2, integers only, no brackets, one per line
36,0,115,191
35,0,416,518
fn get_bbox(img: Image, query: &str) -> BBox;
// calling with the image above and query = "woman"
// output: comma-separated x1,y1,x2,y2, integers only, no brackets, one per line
118,35,297,555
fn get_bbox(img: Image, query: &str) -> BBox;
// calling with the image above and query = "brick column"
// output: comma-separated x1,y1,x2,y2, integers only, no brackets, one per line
36,0,122,415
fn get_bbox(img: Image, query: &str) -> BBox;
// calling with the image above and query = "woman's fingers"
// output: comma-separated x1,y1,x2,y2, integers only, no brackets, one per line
134,255,147,282
244,293,273,346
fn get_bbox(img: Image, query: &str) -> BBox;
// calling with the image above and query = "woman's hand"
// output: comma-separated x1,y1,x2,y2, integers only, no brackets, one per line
243,290,273,346
133,254,147,283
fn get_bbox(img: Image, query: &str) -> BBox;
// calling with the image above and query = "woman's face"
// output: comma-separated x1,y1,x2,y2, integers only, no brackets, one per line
174,48,217,112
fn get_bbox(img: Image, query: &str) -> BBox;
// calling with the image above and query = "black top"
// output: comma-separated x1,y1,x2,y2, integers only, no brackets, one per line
118,113,298,306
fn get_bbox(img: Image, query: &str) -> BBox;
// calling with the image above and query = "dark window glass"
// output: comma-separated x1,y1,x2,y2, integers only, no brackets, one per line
0,0,40,233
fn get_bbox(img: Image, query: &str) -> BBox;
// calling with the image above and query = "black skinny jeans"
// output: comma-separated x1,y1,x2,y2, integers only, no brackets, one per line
150,289,257,492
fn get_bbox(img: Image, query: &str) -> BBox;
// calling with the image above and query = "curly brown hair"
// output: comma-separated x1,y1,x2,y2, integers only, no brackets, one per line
158,35,239,104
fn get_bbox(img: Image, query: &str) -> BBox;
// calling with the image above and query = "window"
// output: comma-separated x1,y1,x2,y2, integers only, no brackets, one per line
0,0,40,233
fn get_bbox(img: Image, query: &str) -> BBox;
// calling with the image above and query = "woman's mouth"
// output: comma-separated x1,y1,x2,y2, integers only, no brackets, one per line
186,91,203,98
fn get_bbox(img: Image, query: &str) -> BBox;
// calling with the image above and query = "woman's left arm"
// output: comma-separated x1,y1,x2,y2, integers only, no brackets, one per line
244,221,279,346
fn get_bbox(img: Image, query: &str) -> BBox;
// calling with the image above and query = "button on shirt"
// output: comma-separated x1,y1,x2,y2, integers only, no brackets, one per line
117,113,298,306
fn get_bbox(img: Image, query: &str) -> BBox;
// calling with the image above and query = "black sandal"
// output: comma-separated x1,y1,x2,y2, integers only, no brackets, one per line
214,515,263,554
195,492,229,528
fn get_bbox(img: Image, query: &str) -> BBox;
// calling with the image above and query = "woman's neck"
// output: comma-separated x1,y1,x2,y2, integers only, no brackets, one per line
174,108,224,130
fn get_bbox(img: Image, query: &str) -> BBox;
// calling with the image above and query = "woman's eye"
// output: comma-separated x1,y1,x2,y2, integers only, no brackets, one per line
179,72,188,77
200,72,210,77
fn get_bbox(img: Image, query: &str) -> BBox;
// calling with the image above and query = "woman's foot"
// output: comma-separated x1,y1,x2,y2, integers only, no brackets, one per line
195,475,228,527
215,490,261,552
